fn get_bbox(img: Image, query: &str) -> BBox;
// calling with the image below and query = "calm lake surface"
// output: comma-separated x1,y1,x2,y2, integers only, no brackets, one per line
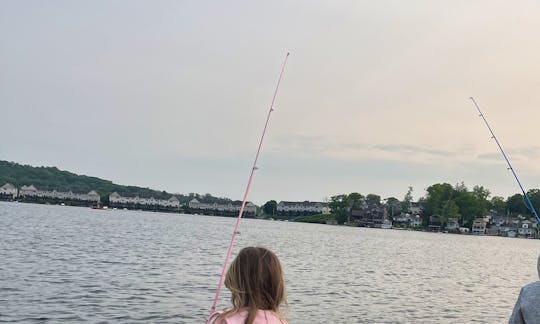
1,202,540,323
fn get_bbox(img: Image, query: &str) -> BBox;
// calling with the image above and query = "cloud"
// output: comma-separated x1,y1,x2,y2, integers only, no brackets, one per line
477,146,540,162
270,133,540,173
373,144,453,157
512,146,540,160
269,135,365,156
477,153,501,161
270,134,459,163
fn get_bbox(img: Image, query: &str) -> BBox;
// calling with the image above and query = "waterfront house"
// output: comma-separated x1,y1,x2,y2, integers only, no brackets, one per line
488,216,529,237
498,223,519,237
446,218,460,231
0,183,18,200
518,220,533,238
428,215,442,232
19,185,38,197
410,215,422,227
109,192,122,203
409,214,422,227
408,202,422,215
392,213,422,227
87,191,100,203
188,198,202,209
472,218,487,235
350,202,386,227
381,218,393,229
485,226,499,236
167,196,180,208
491,216,516,227
392,213,408,225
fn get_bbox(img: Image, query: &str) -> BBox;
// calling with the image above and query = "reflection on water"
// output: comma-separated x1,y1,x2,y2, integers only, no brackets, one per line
1,202,539,323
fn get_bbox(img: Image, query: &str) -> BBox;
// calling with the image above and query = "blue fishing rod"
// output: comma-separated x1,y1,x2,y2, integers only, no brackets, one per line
470,97,540,225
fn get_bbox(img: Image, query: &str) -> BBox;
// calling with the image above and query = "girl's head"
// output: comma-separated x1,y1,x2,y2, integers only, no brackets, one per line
225,246,286,311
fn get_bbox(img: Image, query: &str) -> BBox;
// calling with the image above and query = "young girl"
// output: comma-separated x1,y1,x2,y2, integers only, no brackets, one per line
208,246,287,324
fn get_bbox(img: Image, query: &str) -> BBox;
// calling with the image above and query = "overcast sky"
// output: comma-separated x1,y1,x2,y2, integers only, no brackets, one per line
2,1,540,205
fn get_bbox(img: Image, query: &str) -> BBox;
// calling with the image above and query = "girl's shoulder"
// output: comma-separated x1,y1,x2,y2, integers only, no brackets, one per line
207,311,232,324
209,309,286,324
227,309,285,324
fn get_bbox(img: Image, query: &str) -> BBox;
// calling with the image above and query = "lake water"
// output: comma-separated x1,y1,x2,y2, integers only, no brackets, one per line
1,202,539,323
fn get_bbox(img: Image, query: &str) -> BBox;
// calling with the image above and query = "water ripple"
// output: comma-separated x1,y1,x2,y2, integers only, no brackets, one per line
1,202,540,323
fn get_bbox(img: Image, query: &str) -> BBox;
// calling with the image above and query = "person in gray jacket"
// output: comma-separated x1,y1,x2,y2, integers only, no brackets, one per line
509,255,540,323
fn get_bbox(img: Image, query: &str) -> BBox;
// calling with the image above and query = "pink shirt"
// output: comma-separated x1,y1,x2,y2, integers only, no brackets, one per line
209,309,286,324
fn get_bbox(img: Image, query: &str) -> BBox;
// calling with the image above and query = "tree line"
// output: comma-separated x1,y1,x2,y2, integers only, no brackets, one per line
421,182,540,228
262,184,540,227
5,160,539,226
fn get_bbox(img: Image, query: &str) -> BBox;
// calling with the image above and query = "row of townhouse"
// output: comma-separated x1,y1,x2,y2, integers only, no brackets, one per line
1,183,100,203
275,201,331,216
20,185,100,202
188,198,257,217
109,192,180,208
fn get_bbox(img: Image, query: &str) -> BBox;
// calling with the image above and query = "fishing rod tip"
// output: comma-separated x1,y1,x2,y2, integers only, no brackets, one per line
286,52,290,56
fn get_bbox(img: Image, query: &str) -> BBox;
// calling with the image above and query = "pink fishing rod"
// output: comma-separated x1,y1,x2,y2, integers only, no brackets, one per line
209,52,290,316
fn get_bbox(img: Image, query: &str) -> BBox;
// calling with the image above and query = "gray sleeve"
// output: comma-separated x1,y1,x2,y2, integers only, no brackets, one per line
509,288,525,324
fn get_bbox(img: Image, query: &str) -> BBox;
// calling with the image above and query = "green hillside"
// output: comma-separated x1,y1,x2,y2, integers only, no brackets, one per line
0,160,231,204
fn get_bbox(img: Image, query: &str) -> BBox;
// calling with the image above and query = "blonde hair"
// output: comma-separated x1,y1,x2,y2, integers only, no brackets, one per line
217,247,287,324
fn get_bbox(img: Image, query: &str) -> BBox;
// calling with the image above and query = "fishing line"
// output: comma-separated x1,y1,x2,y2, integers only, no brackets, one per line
209,52,290,316
470,97,540,224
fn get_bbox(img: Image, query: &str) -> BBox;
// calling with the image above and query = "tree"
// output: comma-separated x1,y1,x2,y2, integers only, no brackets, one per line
443,200,460,223
454,181,468,193
526,189,540,217
472,185,490,214
490,196,506,216
262,200,277,216
329,194,350,224
366,194,381,206
424,183,454,217
402,186,413,213
385,197,401,218
99,194,109,206
424,183,459,227
348,192,364,209
453,190,475,227
507,194,528,216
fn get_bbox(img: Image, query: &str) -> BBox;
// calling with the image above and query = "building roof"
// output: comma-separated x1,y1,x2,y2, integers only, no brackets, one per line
1,183,16,190
21,185,37,191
